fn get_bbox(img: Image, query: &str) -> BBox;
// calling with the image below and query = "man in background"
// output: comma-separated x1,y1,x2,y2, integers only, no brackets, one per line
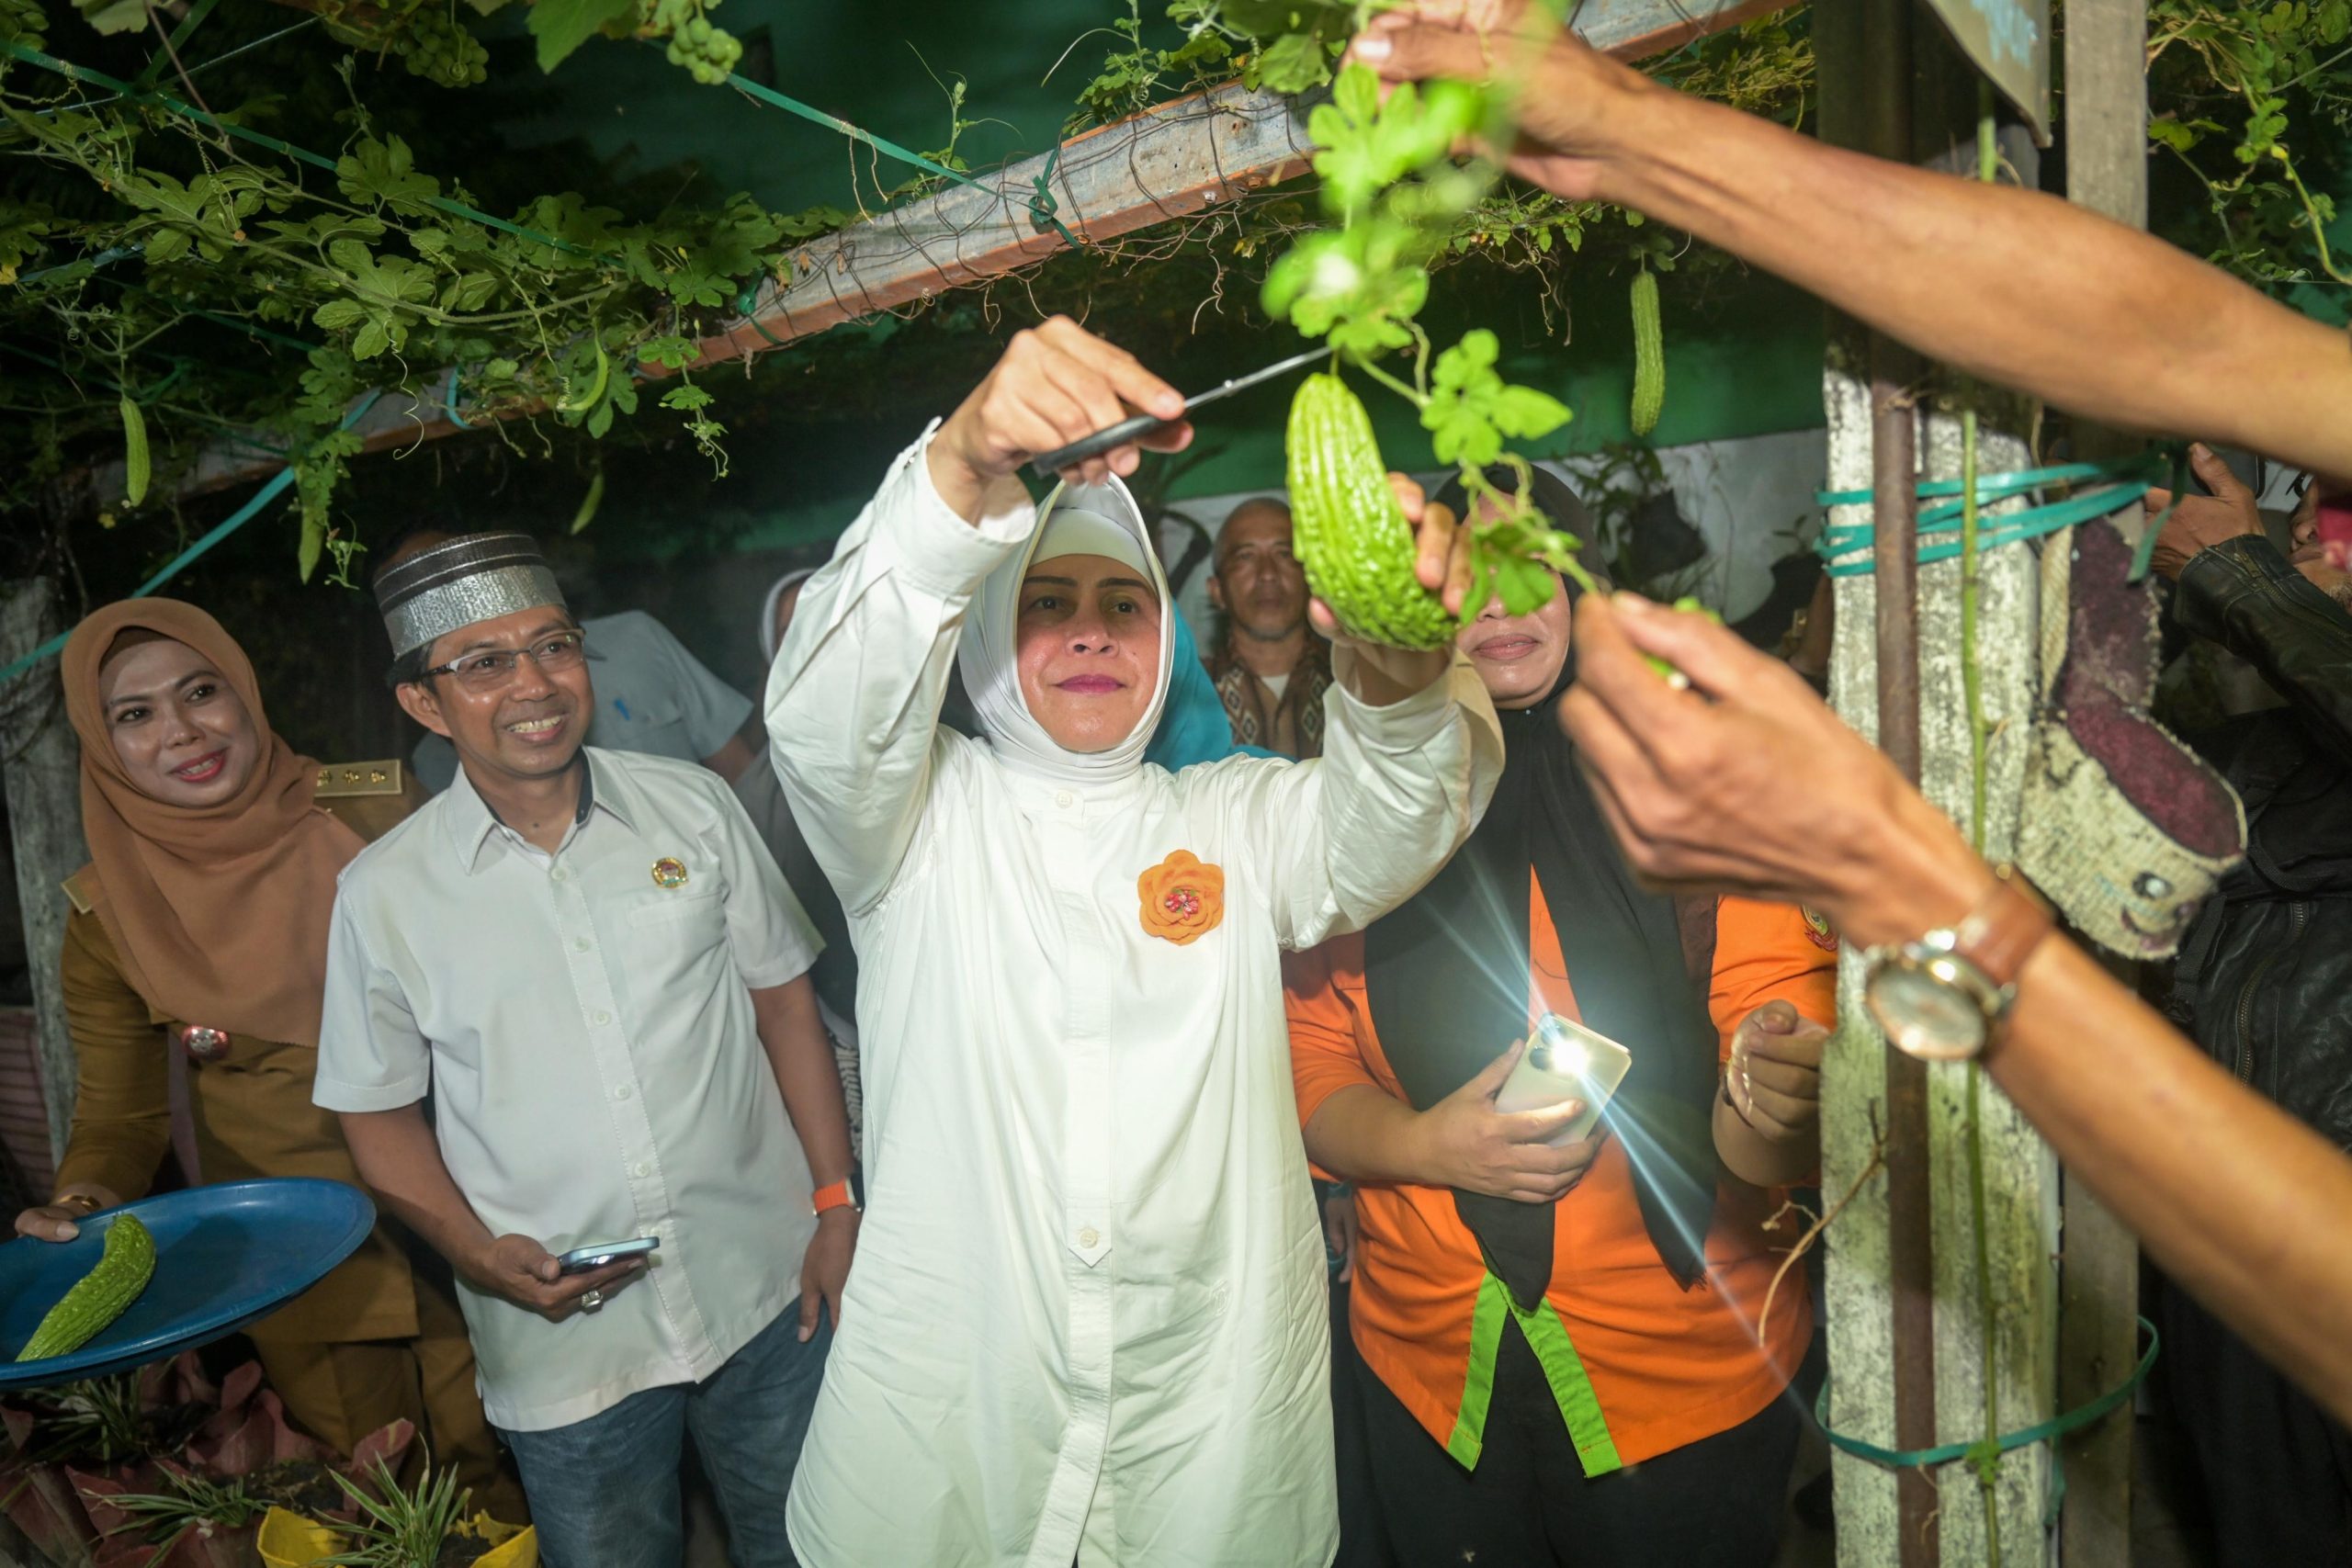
2146,446,2352,1566
375,528,757,793
1204,497,1333,759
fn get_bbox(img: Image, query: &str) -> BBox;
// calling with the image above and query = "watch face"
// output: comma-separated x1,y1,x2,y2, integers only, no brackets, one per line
1865,964,1989,1061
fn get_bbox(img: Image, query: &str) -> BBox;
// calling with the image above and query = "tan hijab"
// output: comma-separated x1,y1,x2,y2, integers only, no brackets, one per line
62,600,363,1045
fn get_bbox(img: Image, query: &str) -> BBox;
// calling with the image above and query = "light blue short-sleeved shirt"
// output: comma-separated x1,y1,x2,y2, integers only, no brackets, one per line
411,611,752,793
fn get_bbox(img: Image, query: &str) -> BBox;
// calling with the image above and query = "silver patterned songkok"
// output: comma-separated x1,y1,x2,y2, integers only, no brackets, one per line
375,532,567,659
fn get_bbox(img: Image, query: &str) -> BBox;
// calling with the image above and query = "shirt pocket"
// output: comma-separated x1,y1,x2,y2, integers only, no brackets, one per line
626,887,725,934
623,887,729,970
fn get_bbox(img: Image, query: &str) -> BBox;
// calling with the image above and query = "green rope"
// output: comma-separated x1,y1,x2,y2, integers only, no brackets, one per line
109,278,322,355
4,42,602,259
131,0,221,92
703,51,1084,253
0,340,257,431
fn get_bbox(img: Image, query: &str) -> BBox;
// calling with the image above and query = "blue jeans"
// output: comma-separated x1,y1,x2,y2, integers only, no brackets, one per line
499,1307,831,1568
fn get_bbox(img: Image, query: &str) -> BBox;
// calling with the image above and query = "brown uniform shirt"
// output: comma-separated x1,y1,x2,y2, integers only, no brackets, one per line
52,761,426,1346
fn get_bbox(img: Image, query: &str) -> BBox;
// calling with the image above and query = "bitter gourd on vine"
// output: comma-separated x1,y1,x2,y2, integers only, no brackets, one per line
119,395,149,510
16,1213,155,1362
1287,372,1456,651
1629,270,1664,438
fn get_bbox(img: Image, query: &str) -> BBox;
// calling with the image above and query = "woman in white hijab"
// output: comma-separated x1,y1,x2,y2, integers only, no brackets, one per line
769,318,1501,1568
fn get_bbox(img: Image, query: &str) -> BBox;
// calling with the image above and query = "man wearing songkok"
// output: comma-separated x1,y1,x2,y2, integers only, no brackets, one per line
380,527,761,795
314,533,857,1568
769,317,1503,1568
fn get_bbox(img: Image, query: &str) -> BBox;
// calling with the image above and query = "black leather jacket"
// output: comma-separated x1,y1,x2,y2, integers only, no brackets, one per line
2165,536,2352,1152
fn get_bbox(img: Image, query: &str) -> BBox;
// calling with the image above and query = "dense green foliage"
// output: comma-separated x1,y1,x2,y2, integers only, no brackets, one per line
2146,0,2351,287
0,0,2342,595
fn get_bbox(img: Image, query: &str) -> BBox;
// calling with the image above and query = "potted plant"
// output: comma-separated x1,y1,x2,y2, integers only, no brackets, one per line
257,1450,532,1568
79,1461,270,1568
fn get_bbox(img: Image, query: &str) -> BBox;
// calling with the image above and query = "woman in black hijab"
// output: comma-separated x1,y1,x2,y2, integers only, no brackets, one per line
1284,467,1838,1568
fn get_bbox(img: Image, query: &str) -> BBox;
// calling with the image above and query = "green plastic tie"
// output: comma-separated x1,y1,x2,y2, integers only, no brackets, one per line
1029,142,1074,244
729,285,791,348
441,364,473,430
2126,446,2192,584
4,42,603,260
1814,1315,2159,1474
1815,452,2178,578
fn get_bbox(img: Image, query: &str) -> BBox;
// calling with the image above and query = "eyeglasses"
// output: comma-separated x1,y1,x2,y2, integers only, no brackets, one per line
421,631,587,692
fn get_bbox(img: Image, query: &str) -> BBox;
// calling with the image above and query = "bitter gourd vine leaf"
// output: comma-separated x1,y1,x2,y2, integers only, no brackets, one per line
1307,73,1483,216
531,0,640,74
336,137,443,215
1261,227,1428,355
1424,328,1573,467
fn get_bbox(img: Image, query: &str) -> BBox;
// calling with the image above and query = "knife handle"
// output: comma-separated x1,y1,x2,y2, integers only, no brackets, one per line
1028,412,1177,479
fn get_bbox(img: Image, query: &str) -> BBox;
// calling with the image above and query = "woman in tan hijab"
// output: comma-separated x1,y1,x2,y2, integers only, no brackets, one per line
11,599,517,1515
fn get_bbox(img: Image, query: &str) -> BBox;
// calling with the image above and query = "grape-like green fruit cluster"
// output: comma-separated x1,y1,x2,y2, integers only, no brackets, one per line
663,11,742,86
395,5,487,87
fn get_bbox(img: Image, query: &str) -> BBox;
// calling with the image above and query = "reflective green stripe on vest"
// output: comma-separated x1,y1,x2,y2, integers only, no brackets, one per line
1443,1271,1623,1478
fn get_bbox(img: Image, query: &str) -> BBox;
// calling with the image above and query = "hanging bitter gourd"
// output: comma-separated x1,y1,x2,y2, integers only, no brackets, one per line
119,395,149,510
1629,270,1664,438
15,1213,155,1362
1287,372,1457,651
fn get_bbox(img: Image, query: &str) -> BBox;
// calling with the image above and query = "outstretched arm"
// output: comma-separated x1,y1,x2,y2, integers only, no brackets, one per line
1350,7,2352,482
1558,592,2352,1426
766,319,1192,913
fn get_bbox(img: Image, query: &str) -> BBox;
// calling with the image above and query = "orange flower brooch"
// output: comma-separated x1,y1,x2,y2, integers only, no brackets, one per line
1138,850,1225,946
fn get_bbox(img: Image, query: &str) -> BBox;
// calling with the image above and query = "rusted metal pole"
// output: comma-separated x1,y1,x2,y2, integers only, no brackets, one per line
1853,0,1939,1557
1872,338,1941,1568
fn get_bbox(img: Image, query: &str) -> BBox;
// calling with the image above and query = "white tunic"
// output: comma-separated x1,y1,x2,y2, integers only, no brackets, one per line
772,434,1501,1568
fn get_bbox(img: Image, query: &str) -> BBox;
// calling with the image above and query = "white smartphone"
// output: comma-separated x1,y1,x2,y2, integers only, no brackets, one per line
1494,1012,1634,1146
557,1236,658,1275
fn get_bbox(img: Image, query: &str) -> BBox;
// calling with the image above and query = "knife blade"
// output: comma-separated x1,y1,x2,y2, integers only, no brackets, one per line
1027,345,1329,479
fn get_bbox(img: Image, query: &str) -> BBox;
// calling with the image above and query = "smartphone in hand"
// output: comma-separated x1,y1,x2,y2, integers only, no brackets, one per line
1495,1013,1634,1146
556,1236,658,1276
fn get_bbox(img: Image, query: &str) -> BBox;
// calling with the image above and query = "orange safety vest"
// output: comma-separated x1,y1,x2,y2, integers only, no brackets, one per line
1286,883,1838,1472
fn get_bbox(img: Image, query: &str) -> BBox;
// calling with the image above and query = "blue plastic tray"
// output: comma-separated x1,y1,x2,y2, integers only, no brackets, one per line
0,1178,376,1389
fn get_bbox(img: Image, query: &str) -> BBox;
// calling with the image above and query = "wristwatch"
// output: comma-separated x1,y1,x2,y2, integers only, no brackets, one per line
1862,867,2055,1062
811,1171,864,1217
